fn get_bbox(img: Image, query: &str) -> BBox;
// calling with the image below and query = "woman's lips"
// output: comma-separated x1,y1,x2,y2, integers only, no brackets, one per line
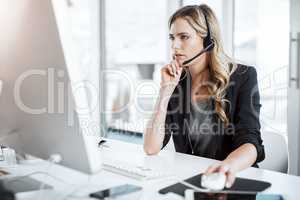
175,54,186,59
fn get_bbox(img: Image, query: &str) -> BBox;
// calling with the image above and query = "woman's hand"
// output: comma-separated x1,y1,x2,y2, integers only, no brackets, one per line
144,58,184,155
204,161,237,188
160,58,184,95
204,144,258,189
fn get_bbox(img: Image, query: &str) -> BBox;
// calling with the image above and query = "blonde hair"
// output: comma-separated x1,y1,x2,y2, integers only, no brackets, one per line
169,4,237,126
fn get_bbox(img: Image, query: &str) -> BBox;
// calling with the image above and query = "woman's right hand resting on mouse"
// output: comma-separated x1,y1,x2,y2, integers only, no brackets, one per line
204,143,258,188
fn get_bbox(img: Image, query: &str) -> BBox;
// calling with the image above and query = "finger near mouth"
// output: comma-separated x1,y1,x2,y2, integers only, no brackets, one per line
175,55,185,59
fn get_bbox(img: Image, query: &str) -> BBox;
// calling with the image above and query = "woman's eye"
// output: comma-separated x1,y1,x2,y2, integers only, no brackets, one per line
180,35,189,40
169,36,175,40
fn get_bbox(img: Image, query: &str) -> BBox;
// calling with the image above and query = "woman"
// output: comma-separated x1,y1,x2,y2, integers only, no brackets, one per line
143,4,265,188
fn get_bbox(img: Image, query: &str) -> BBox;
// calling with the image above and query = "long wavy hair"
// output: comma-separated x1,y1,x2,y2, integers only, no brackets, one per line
169,4,237,126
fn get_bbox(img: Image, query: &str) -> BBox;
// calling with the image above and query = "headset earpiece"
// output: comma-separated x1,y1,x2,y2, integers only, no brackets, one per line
203,13,214,52
203,36,214,51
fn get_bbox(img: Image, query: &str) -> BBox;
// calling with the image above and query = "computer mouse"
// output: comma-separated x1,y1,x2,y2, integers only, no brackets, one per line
201,172,226,190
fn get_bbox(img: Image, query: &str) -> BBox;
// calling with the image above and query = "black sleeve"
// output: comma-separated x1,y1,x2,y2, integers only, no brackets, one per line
161,100,173,150
232,67,265,163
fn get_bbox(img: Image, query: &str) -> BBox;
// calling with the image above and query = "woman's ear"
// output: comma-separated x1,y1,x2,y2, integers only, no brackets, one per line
195,33,205,45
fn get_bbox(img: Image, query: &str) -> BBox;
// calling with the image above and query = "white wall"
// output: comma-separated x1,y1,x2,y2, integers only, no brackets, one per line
0,0,65,132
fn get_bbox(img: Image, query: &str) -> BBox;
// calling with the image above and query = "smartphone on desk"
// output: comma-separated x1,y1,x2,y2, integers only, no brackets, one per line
185,190,285,200
89,184,142,199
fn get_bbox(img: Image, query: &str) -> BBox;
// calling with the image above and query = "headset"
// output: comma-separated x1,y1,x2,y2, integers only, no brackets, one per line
182,9,215,66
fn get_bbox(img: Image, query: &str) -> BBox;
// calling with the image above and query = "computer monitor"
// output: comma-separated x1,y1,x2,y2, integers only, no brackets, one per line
0,0,102,174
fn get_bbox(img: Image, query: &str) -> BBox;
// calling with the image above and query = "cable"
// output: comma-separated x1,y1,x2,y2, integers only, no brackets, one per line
4,153,66,184
6,171,106,200
48,154,62,164
58,183,105,200
59,170,106,200
0,154,66,200
4,154,106,200
156,176,210,192
36,154,64,200
156,175,262,196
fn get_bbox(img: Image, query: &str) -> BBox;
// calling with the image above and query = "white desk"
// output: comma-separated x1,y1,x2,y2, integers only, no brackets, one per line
2,139,300,200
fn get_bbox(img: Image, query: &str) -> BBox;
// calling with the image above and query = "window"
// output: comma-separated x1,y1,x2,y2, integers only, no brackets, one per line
104,0,169,138
182,0,223,23
234,0,289,134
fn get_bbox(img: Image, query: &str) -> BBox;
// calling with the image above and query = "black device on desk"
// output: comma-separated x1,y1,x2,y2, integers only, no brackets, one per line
0,181,15,200
89,184,142,199
159,174,271,197
186,191,285,200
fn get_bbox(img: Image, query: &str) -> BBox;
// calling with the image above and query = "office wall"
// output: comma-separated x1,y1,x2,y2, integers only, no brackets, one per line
0,0,65,132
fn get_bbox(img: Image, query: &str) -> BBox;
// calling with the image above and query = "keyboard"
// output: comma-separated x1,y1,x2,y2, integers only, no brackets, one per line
102,159,172,181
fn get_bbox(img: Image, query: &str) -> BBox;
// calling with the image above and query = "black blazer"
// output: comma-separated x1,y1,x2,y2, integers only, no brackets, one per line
162,64,265,166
